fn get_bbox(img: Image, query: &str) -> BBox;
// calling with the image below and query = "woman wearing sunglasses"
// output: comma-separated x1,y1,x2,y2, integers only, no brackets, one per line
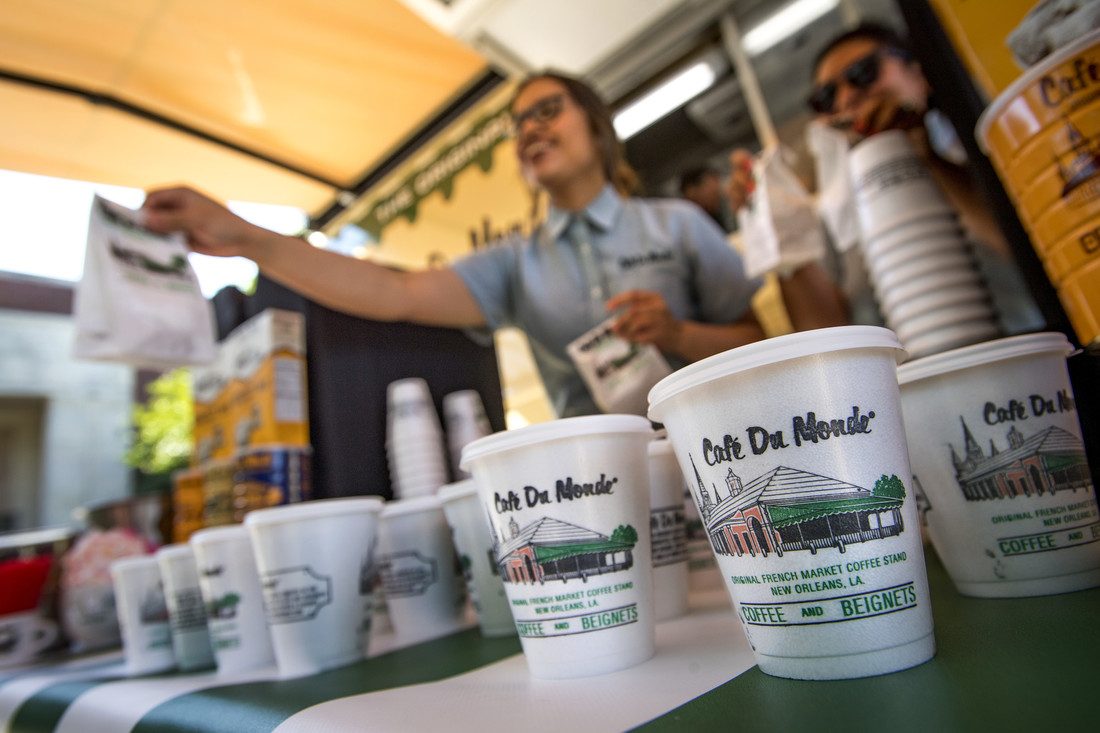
143,72,768,418
728,22,1042,334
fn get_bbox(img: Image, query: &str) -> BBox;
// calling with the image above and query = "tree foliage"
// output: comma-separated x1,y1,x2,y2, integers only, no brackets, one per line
874,474,907,499
611,524,638,545
124,369,193,476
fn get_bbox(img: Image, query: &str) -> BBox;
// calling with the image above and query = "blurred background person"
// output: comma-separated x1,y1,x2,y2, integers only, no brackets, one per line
729,21,1044,335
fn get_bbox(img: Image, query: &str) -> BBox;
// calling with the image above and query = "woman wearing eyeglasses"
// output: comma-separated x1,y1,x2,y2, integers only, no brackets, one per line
143,72,768,418
729,22,1042,334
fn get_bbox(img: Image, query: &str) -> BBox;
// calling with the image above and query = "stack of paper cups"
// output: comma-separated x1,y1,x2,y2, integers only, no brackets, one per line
850,130,1001,358
387,378,450,498
443,390,494,479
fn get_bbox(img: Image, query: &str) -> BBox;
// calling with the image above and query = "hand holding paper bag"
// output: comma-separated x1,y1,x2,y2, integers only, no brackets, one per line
73,195,215,370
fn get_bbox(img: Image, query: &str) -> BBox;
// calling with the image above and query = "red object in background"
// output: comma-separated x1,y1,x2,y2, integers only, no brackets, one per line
0,556,54,615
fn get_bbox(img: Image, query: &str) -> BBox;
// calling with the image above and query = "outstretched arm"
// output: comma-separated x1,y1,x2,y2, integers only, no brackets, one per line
142,187,486,328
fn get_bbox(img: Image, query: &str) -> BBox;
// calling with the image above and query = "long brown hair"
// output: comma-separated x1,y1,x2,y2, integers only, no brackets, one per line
514,71,639,197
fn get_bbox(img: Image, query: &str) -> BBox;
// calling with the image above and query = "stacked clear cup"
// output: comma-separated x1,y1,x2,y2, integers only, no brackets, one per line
386,378,450,498
850,130,1000,358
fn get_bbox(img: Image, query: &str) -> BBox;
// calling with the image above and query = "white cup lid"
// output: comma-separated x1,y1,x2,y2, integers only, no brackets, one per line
109,554,157,574
436,479,478,503
155,543,195,562
189,525,249,547
460,415,653,469
648,326,904,422
244,496,385,528
897,332,1073,385
381,494,443,518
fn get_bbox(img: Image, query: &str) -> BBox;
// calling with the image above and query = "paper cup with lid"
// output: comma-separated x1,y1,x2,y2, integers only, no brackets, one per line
897,333,1100,597
646,439,690,621
378,495,467,645
244,496,383,678
648,326,934,680
190,525,275,674
110,555,175,675
155,544,216,672
437,480,516,637
460,415,655,679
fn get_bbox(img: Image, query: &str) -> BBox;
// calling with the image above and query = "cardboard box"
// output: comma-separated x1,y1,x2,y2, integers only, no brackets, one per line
192,309,308,464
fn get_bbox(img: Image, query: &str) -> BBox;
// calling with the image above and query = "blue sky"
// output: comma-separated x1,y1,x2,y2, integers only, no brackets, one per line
0,169,307,297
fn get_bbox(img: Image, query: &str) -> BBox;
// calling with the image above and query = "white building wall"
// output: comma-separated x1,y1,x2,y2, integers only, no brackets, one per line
0,309,134,527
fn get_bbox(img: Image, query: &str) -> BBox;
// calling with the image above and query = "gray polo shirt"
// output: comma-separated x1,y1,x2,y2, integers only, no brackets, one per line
452,185,760,417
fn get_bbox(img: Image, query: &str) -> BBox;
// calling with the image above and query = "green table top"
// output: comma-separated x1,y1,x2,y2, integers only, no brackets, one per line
3,549,1098,733
637,547,1100,732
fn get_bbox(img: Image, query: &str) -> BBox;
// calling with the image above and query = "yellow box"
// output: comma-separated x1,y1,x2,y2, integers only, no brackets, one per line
192,309,308,464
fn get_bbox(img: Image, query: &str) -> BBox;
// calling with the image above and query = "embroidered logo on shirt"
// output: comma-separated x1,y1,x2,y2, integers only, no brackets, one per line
618,250,674,270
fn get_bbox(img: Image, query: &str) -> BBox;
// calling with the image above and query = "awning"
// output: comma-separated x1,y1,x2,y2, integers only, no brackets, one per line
765,496,903,529
0,0,488,214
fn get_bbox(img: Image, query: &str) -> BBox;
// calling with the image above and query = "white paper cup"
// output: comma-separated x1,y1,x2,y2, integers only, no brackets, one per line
378,496,467,645
646,439,690,621
898,333,1100,597
438,480,516,637
110,555,175,675
868,234,969,274
0,612,59,668
893,302,998,344
190,525,275,674
884,289,991,329
461,415,656,680
903,321,1002,360
879,269,985,314
849,131,955,241
871,252,976,296
245,497,384,678
443,391,493,480
156,544,216,672
862,217,963,261
648,326,935,680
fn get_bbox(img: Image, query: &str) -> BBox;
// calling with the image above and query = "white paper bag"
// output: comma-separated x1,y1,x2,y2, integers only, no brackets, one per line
736,146,828,278
806,121,861,253
566,317,671,417
73,195,216,370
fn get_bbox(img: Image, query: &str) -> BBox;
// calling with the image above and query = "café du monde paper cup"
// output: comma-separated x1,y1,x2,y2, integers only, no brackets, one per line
190,525,276,674
647,439,691,621
648,326,934,680
460,415,655,680
110,555,175,675
437,480,517,637
156,544,216,672
244,497,384,678
897,333,1100,597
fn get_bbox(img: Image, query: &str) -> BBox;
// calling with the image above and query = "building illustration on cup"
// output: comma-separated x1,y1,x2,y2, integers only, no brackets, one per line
139,585,169,624
945,418,1091,502
1055,118,1100,200
489,516,637,585
688,456,907,559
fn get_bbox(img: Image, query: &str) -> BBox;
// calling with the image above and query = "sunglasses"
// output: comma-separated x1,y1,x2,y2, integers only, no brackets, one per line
511,93,565,133
807,47,913,115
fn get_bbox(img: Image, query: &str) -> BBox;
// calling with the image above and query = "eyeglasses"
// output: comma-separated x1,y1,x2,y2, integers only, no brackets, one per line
511,94,565,133
807,47,913,115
